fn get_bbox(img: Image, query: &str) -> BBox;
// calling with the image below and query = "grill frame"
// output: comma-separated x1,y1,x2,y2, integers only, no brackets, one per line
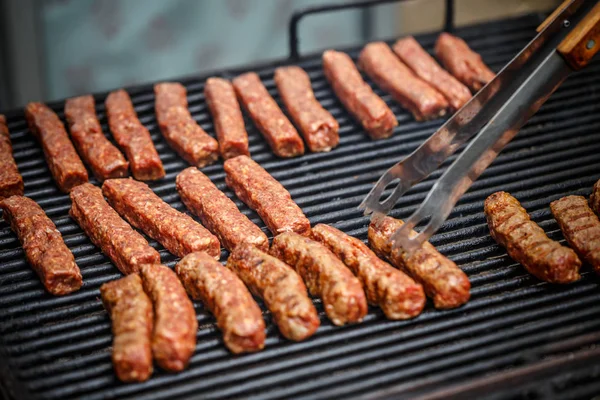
1,11,600,400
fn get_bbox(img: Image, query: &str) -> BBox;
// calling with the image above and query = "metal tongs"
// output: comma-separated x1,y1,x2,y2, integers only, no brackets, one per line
360,0,600,254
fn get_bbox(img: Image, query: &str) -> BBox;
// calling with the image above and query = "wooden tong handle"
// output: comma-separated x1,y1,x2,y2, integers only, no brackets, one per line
537,0,572,32
557,1,600,70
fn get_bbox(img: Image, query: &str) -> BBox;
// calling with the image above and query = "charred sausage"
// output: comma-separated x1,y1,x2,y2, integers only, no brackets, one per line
154,82,219,168
64,95,129,181
393,36,472,110
70,183,161,275
176,167,268,252
140,263,197,372
223,155,311,236
100,274,153,382
368,215,470,309
227,243,320,341
358,42,449,121
311,224,425,320
102,178,220,258
274,66,340,152
105,89,165,181
270,232,368,326
435,33,495,92
232,72,305,158
322,50,397,139
551,195,600,274
176,252,266,353
0,115,24,199
484,191,581,283
25,102,88,192
0,195,82,295
204,77,250,159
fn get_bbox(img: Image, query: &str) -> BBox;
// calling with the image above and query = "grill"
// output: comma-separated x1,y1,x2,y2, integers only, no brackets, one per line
1,6,600,399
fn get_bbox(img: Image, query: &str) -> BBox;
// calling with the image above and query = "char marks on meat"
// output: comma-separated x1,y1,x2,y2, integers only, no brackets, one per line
176,252,266,353
368,216,470,309
484,191,581,284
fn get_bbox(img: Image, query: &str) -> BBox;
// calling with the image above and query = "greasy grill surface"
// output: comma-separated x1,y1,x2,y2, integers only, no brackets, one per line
1,14,600,400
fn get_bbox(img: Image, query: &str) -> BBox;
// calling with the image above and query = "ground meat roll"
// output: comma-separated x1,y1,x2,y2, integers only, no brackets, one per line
322,49,397,139
393,36,472,110
435,32,495,92
223,155,311,237
368,215,471,309
102,178,220,258
176,252,266,353
274,66,340,152
154,82,219,168
0,115,24,199
0,195,82,295
227,243,320,341
484,191,581,284
25,102,88,192
64,95,129,181
176,167,268,252
70,183,161,275
233,72,305,158
311,224,425,320
270,232,368,326
204,77,250,159
100,274,154,382
140,263,198,372
105,89,165,181
358,42,449,121
551,195,600,274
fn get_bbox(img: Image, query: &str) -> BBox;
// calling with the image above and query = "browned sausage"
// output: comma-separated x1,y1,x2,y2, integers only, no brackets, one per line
223,155,311,236
176,167,268,252
368,215,470,309
70,183,161,275
25,102,88,192
154,82,219,168
140,263,197,372
311,224,425,320
591,179,600,216
100,274,154,382
435,33,495,92
551,195,600,274
64,95,129,181
0,195,82,295
322,50,397,139
204,77,250,159
175,252,266,353
226,243,320,341
105,89,165,181
393,36,472,110
0,115,24,199
270,232,368,326
274,66,340,152
232,72,305,158
358,42,449,121
484,191,581,283
102,178,220,258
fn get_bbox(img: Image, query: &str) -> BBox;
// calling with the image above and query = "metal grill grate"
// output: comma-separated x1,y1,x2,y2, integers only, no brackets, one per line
1,13,600,400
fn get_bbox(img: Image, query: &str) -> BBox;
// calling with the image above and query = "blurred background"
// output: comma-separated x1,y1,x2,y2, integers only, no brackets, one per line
0,0,558,110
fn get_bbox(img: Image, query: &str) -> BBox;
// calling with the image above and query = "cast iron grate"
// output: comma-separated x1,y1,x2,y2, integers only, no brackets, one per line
1,13,600,400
